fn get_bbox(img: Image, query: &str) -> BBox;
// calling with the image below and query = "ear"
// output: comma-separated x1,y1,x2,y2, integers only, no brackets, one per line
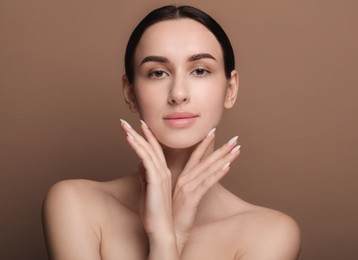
224,70,239,109
122,74,138,113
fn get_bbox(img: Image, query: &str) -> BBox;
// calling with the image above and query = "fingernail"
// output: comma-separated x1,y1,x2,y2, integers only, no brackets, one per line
206,128,216,137
222,162,231,170
230,145,241,154
227,135,239,145
140,119,149,129
120,119,132,129
127,132,134,141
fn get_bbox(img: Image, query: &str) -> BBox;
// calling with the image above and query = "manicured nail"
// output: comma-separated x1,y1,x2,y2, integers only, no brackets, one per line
230,145,241,154
227,135,239,145
120,119,132,129
127,132,134,141
222,162,231,170
140,119,149,129
206,128,216,137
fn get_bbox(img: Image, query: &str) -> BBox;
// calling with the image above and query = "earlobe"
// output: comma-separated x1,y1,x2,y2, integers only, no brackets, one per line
224,70,239,109
122,75,138,113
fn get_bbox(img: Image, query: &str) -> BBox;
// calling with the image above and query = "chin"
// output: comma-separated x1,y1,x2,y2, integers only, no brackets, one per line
157,132,205,150
161,141,196,150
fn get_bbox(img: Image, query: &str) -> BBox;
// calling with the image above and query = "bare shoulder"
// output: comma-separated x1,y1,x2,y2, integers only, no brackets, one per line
232,202,301,260
42,176,138,259
44,178,103,200
43,175,139,215
43,179,111,219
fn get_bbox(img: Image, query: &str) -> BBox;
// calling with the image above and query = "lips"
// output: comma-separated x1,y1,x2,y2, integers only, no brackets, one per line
163,112,199,128
163,112,198,120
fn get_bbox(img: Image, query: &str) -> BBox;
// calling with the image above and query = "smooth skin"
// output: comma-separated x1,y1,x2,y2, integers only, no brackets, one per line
42,19,301,260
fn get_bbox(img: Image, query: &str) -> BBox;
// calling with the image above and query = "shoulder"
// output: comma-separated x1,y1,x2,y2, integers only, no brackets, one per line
43,179,106,217
42,177,139,223
42,179,105,259
204,187,300,259
235,205,301,260
42,177,137,259
43,176,139,211
42,176,141,230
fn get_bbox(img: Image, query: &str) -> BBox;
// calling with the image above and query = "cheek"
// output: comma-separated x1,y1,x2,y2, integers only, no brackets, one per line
194,83,227,124
195,79,227,107
134,86,164,120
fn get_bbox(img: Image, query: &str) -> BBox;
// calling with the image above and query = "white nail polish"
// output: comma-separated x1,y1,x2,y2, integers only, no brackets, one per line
206,128,216,137
140,119,148,129
120,119,132,129
127,132,134,141
227,135,239,145
222,162,231,170
230,145,241,154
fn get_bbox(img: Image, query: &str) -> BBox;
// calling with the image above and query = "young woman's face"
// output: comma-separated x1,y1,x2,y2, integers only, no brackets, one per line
126,18,238,148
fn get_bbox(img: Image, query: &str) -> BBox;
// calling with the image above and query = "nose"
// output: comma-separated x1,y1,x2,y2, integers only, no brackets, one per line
167,76,190,105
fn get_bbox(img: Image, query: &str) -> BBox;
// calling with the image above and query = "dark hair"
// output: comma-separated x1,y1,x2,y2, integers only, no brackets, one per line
124,5,235,84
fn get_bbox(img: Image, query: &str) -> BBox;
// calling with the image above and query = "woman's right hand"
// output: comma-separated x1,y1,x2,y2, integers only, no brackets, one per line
120,119,175,242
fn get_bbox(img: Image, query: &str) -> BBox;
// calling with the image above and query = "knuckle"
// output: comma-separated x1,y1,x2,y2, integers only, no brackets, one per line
201,177,212,188
176,177,186,188
219,144,230,154
199,178,213,191
179,182,193,195
141,150,151,161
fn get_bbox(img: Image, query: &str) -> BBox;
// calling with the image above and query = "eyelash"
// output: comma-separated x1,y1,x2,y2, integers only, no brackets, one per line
192,68,210,76
147,68,211,79
148,70,168,79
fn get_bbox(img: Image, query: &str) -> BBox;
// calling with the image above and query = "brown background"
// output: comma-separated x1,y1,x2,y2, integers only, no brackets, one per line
1,0,357,259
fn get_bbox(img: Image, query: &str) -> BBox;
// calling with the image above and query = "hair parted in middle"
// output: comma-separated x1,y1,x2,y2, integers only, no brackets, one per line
124,5,236,84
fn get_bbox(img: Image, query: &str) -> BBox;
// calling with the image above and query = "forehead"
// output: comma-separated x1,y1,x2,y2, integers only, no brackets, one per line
134,18,223,63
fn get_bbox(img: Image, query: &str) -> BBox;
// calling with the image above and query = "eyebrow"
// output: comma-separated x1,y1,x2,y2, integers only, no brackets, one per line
140,56,168,65
140,53,217,66
188,53,217,62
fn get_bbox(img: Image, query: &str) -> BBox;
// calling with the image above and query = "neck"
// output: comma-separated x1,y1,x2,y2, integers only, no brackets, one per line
162,141,215,187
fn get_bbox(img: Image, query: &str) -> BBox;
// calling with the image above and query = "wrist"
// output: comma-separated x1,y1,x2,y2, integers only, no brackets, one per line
148,232,180,259
147,229,177,245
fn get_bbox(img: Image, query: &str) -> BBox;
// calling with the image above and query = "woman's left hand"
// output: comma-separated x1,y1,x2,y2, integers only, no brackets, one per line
171,131,240,253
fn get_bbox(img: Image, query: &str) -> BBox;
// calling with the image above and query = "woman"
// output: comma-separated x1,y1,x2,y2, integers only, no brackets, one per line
42,5,301,260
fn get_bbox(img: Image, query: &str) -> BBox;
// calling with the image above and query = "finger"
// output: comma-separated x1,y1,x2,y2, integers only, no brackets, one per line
120,119,159,164
126,133,160,178
177,148,240,207
120,119,165,175
139,120,166,164
172,151,237,222
173,143,240,207
191,144,241,191
181,135,239,183
194,164,230,198
181,128,216,175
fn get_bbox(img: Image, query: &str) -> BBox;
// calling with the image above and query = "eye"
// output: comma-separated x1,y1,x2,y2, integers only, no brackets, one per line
192,68,210,76
148,70,168,79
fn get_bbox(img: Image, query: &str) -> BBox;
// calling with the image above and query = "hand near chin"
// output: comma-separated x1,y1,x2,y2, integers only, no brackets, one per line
120,119,173,240
120,119,241,255
172,129,240,252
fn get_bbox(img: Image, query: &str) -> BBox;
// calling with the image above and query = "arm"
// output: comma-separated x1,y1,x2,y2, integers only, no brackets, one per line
42,180,101,260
